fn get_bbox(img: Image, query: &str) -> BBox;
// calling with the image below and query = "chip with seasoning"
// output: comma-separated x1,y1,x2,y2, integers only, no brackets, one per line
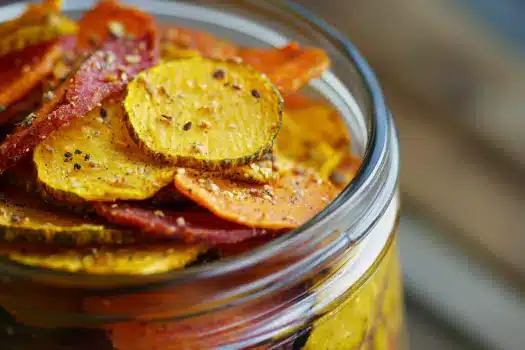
1,242,205,275
124,58,283,170
0,32,157,173
0,187,135,245
174,169,336,229
0,0,77,56
76,0,157,49
239,42,330,95
33,100,175,203
94,202,279,245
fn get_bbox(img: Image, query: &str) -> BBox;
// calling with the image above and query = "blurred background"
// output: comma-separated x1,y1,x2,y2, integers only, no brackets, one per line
295,0,525,349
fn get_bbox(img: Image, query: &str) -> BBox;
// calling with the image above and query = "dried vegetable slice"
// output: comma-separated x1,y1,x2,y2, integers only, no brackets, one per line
2,242,205,275
0,187,135,245
174,169,336,229
275,114,342,180
0,0,77,56
124,58,283,170
106,285,305,350
283,99,350,150
94,202,277,245
34,100,175,203
275,97,352,179
239,42,330,94
0,37,71,112
76,0,157,49
0,33,158,173
160,26,238,60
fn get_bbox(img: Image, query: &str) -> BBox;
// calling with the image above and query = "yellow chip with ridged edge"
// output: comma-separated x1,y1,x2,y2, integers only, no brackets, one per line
124,58,283,170
34,99,175,203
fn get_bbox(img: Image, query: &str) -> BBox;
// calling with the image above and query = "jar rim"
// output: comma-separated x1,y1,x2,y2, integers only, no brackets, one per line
0,0,392,290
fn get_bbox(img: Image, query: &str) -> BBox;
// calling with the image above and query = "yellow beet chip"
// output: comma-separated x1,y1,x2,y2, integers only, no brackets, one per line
2,243,205,275
276,112,344,180
0,188,134,245
34,99,176,203
124,58,283,170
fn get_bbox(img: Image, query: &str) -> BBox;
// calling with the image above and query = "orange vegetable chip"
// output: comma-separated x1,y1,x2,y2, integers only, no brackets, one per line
240,42,330,94
174,169,336,230
76,0,157,49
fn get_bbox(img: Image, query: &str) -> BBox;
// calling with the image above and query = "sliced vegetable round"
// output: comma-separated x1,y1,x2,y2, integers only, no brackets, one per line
0,188,134,245
0,0,77,56
174,169,336,229
2,242,205,275
124,58,283,170
34,99,175,203
94,202,278,245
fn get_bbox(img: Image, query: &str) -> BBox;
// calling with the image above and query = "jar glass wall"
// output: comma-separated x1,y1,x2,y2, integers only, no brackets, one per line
0,1,403,349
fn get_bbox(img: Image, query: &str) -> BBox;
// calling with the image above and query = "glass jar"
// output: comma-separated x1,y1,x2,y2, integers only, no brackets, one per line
0,1,402,349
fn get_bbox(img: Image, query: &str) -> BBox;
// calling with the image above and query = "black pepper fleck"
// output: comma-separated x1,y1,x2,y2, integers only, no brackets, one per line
212,69,225,80
161,114,173,121
84,154,90,161
99,108,107,118
183,121,192,131
251,89,261,98
74,149,82,155
64,152,72,158
74,163,82,171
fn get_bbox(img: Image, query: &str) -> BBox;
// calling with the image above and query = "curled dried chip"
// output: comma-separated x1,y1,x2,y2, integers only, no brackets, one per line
283,99,350,150
94,202,278,245
124,58,283,170
0,34,158,173
174,169,336,229
240,42,330,94
0,37,70,112
161,26,238,60
275,98,351,179
0,0,77,56
34,100,175,203
2,242,205,275
0,187,135,245
77,0,157,49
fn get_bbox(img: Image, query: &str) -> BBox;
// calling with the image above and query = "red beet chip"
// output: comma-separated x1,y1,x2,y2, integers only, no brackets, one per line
0,33,158,173
94,202,281,245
